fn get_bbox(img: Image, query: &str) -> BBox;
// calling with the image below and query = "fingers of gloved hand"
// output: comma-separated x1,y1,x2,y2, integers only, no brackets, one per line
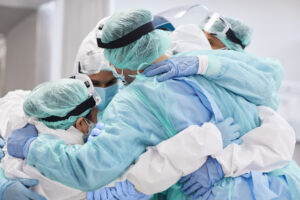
233,139,244,145
156,71,176,82
22,124,39,137
95,122,105,130
230,124,240,133
179,174,192,184
99,188,109,199
120,181,128,197
181,177,198,192
90,128,102,137
144,64,171,78
192,187,209,199
195,187,213,200
17,178,39,187
22,186,46,200
223,117,234,126
115,182,124,197
143,60,169,76
230,131,241,140
182,182,202,195
106,188,115,199
110,187,118,199
124,180,136,195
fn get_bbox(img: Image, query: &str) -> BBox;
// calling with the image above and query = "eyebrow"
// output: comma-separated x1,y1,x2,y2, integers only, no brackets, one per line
91,78,117,85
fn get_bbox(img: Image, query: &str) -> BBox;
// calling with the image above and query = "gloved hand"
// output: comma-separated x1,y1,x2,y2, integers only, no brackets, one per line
7,124,38,159
197,186,215,200
111,180,152,200
87,187,116,200
216,117,243,148
143,56,200,82
0,136,6,160
0,177,46,200
179,156,224,199
87,122,105,142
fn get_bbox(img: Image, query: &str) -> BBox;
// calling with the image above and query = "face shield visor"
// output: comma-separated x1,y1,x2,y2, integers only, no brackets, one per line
203,13,245,49
156,4,212,29
78,49,112,75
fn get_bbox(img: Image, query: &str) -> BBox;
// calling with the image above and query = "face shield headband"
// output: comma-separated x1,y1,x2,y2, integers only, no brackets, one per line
204,13,245,49
41,96,96,122
97,21,155,49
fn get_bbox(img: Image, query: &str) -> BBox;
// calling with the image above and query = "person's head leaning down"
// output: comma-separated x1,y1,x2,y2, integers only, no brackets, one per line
202,16,253,51
23,78,98,134
74,17,119,113
100,9,171,84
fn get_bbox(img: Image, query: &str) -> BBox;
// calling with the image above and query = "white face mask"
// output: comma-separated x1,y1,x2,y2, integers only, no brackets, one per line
83,118,96,142
112,68,128,85
169,24,212,55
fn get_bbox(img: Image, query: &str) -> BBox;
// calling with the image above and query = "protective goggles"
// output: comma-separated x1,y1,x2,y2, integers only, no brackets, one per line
203,13,245,49
77,50,112,75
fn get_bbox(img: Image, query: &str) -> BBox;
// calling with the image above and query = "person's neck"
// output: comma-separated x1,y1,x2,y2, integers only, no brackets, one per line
154,54,169,64
139,54,169,73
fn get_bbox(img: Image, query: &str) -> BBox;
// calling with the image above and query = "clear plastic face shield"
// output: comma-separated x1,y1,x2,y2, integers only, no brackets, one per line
156,4,212,29
69,73,102,106
203,13,245,49
77,16,111,75
203,13,231,35
78,49,111,75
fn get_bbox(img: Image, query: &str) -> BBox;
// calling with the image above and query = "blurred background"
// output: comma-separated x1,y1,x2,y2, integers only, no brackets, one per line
0,0,299,162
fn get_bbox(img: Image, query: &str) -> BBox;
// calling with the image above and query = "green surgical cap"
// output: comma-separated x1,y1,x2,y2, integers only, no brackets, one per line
215,17,253,52
24,79,91,130
101,9,171,70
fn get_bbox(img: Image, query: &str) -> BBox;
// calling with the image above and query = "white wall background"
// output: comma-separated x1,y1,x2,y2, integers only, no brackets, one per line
4,12,37,93
113,0,300,82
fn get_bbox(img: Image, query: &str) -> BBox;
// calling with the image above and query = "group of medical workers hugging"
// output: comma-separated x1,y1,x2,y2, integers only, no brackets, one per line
0,4,299,200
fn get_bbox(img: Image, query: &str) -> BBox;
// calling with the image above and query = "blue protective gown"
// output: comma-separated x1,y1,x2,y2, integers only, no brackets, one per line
25,50,299,199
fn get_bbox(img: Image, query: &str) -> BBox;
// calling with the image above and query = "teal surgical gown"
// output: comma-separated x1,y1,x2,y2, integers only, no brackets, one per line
26,50,300,199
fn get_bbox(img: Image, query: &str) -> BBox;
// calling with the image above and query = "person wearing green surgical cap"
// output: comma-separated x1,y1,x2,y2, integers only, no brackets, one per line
2,78,99,200
23,78,98,132
203,14,253,51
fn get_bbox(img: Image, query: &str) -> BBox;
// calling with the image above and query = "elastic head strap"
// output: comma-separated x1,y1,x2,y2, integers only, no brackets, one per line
41,96,96,122
97,21,155,49
226,28,245,49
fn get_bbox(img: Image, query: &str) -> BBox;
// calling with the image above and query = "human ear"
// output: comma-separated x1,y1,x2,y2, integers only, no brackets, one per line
75,117,88,134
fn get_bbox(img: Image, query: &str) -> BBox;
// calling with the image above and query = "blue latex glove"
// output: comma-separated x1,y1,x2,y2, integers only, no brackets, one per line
216,117,243,148
7,124,38,159
179,157,224,199
143,56,199,82
87,187,116,200
0,178,46,200
0,136,6,160
87,122,105,142
111,180,152,200
197,186,215,200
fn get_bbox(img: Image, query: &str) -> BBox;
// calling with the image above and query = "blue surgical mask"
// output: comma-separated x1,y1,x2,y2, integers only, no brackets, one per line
95,83,119,112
